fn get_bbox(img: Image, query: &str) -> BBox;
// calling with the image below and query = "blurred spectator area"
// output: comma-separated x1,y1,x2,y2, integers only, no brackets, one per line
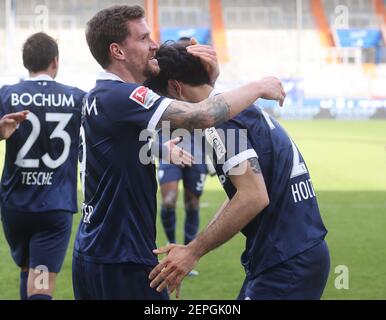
0,0,385,101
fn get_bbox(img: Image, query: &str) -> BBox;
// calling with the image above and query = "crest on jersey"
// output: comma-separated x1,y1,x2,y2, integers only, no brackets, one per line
129,86,160,109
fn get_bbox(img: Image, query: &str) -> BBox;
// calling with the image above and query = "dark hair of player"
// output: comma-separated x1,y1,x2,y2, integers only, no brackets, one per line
22,32,58,73
85,5,145,68
144,41,211,96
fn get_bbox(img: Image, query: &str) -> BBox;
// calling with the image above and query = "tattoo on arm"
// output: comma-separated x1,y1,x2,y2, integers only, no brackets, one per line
204,95,231,127
159,96,231,130
248,157,262,174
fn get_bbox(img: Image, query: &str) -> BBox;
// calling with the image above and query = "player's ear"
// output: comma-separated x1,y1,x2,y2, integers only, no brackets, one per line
109,43,124,61
167,80,182,99
51,56,59,78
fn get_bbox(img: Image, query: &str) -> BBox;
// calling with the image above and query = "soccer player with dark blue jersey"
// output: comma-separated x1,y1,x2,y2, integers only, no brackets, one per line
156,34,209,275
147,42,330,300
73,5,285,300
0,33,85,300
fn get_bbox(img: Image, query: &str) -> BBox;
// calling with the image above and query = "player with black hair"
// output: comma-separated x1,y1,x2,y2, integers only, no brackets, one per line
146,41,330,300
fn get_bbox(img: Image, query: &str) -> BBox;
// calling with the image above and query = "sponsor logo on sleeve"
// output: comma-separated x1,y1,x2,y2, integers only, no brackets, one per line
129,86,160,109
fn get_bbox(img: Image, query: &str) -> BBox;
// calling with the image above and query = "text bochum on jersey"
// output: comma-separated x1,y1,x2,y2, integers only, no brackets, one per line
0,76,84,213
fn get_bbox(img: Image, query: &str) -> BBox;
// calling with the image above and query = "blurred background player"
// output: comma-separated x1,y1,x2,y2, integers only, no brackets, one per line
146,42,329,300
0,32,85,300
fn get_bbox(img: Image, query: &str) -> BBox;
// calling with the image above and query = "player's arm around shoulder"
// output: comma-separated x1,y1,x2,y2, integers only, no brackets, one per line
158,78,285,132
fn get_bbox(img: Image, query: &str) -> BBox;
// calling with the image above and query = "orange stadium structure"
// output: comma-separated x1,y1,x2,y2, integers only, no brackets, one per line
0,0,385,119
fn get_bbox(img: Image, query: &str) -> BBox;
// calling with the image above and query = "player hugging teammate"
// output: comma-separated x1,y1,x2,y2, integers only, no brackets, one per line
0,4,329,301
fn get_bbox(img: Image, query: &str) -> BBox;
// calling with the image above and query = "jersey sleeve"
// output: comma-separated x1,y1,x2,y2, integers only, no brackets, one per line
204,121,258,176
110,84,173,130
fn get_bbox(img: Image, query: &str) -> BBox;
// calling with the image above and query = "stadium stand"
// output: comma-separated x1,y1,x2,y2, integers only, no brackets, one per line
158,0,211,28
0,0,385,119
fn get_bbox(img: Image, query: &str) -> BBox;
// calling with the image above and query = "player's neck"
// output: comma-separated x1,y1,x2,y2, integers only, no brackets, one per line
29,70,55,79
104,65,139,84
184,84,214,102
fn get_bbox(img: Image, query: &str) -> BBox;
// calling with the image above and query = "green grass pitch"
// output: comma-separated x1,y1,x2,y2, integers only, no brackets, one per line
0,120,385,300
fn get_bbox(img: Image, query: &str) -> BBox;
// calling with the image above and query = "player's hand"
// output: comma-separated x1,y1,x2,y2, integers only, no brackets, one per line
187,38,219,86
0,110,29,140
165,137,194,168
149,244,199,298
256,77,286,107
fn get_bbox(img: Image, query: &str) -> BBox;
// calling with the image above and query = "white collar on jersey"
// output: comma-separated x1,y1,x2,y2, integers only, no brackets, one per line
97,71,125,83
25,74,54,81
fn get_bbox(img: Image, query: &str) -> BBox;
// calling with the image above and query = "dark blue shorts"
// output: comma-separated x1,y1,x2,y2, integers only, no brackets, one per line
72,256,169,300
0,208,73,273
238,241,330,300
158,163,207,197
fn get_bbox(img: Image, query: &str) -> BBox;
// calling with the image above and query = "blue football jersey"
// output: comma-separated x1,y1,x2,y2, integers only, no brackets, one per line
0,75,85,213
204,92,327,279
74,72,173,265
